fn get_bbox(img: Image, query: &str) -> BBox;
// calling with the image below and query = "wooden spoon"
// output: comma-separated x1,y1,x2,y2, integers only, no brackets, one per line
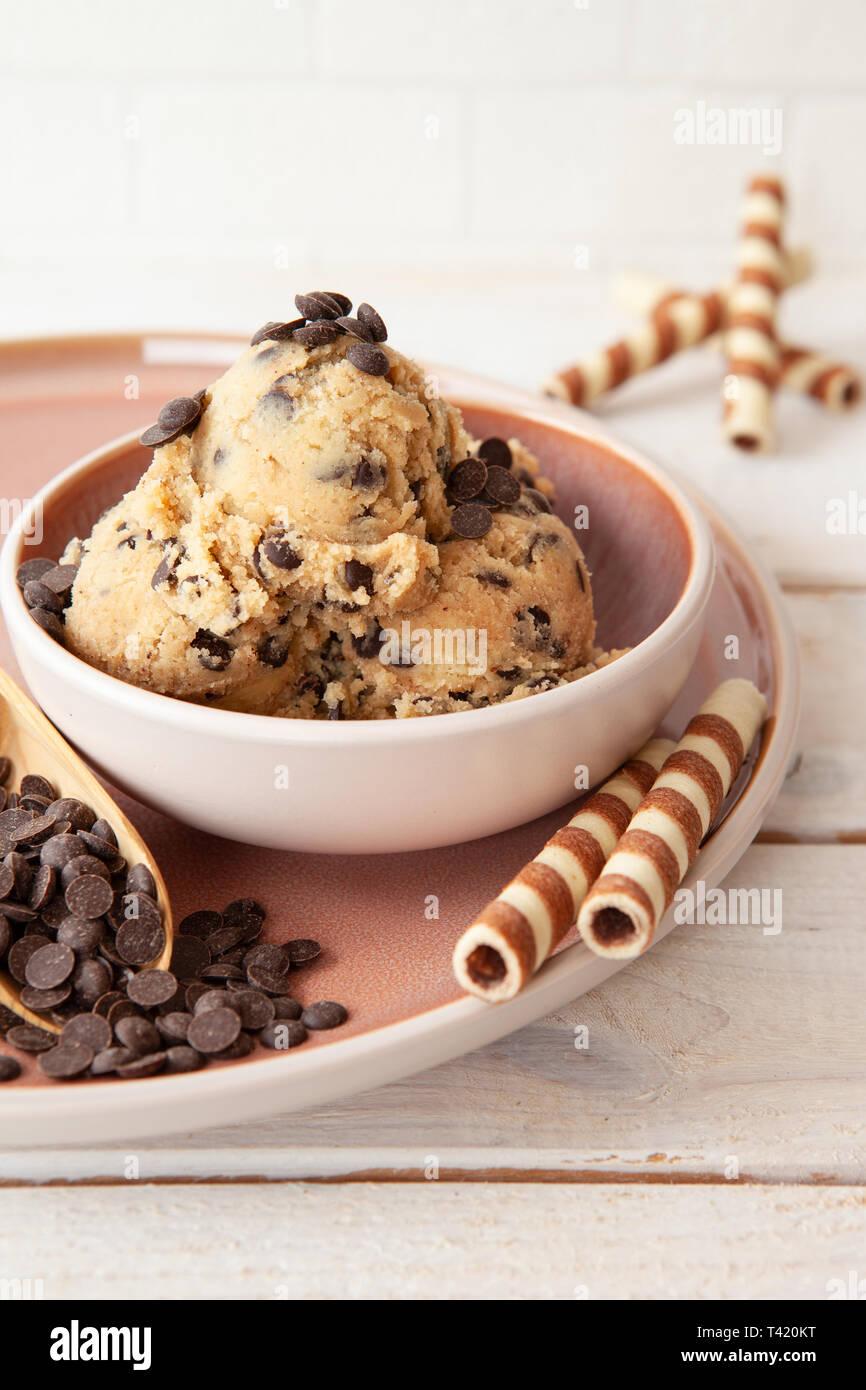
0,667,173,1032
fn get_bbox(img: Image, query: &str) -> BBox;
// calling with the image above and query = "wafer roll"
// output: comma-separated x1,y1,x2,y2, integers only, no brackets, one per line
452,737,675,1002
577,680,767,961
614,266,860,411
543,243,809,409
723,176,786,451
777,344,862,410
543,292,726,406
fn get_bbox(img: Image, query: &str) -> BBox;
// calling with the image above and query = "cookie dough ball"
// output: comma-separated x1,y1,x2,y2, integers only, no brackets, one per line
188,336,470,620
306,504,595,719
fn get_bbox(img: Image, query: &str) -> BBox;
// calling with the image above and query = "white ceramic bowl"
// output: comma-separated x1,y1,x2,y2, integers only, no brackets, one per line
0,370,714,853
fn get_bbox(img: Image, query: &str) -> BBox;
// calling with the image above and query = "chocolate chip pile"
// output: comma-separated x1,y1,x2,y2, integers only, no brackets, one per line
16,558,79,644
0,760,347,1084
134,293,388,455
442,435,553,540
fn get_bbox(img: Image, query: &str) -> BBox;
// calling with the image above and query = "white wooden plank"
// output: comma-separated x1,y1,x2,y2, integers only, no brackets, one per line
763,592,866,840
0,1183,861,1300
4,845,864,1183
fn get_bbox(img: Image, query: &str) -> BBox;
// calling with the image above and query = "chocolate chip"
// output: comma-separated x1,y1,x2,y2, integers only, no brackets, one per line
199,962,245,982
38,1041,94,1079
6,1023,56,1052
157,1011,192,1042
16,557,55,589
250,319,304,347
115,1014,161,1055
60,855,110,890
25,942,75,990
64,874,114,920
576,559,586,593
293,291,341,320
26,863,55,912
344,559,374,595
190,628,233,672
260,1019,307,1049
19,982,72,1011
294,319,340,347
258,385,297,419
41,833,89,870
483,465,521,504
450,502,493,539
187,1006,241,1055
49,799,96,832
57,916,104,953
352,457,386,490
151,553,178,591
29,607,64,640
166,939,207,986
62,1013,112,1051
91,818,117,847
0,1055,21,1081
447,458,488,501
178,908,222,938
476,570,510,588
346,342,389,376
273,997,303,1020
301,1000,348,1030
478,438,512,470
232,990,275,1031
0,863,14,899
39,564,79,597
352,622,382,659
244,942,288,978
72,958,113,1006
115,909,165,967
214,1031,254,1061
525,487,552,513
257,635,290,668
126,969,178,1008
263,537,302,570
140,396,202,448
93,990,125,1018
165,1044,204,1072
126,863,157,898
205,923,248,957
114,1051,167,1079
0,900,38,922
334,315,373,341
528,605,551,627
23,579,64,613
285,938,322,964
324,291,353,315
90,1045,136,1075
76,829,120,862
356,303,388,342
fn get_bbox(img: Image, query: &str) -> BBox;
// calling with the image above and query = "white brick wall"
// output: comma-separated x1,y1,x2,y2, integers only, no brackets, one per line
1,0,864,335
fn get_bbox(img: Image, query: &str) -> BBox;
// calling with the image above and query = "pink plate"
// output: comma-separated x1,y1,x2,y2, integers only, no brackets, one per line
0,336,800,1145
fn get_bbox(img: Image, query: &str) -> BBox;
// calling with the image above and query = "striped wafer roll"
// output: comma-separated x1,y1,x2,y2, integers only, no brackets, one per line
577,680,767,961
777,344,862,410
452,737,674,1002
543,293,726,407
614,266,860,411
723,175,787,451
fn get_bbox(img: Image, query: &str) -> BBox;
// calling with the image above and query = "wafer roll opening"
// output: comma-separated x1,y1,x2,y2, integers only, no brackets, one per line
465,942,507,987
452,921,528,1003
589,906,638,947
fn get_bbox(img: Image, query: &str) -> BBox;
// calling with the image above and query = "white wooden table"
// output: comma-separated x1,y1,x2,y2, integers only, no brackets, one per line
0,277,863,1300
